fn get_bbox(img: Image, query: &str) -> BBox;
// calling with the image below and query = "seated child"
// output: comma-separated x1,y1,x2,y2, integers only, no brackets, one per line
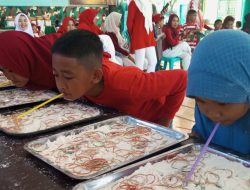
180,9,200,49
187,30,250,154
52,30,187,127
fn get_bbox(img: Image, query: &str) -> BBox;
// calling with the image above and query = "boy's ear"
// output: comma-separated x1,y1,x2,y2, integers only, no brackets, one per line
91,68,103,84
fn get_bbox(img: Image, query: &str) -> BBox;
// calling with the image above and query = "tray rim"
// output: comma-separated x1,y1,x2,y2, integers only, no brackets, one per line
0,100,103,136
73,143,250,190
0,89,58,110
24,116,189,180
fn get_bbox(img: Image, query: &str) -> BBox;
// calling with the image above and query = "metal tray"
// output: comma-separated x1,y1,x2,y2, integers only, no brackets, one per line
24,116,188,179
0,100,103,136
73,143,250,190
0,88,58,110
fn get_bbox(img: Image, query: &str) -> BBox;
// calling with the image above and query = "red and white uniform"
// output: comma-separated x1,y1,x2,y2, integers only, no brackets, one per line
180,23,199,49
127,0,157,72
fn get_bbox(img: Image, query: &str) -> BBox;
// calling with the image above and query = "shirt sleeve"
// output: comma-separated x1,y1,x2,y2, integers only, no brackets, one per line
127,1,136,37
112,68,187,119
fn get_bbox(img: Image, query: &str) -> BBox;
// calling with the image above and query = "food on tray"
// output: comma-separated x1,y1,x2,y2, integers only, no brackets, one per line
0,102,100,133
28,122,175,177
0,89,57,108
99,150,250,190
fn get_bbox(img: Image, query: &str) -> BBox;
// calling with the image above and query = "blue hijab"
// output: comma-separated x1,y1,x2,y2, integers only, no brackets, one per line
187,30,250,155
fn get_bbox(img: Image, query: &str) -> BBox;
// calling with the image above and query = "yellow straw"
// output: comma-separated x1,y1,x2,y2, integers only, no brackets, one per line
17,93,63,119
0,81,13,88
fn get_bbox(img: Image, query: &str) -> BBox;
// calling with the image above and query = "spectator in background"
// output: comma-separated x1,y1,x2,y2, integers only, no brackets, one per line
222,16,235,29
127,0,157,72
31,23,44,37
180,9,200,50
162,14,192,70
78,8,103,35
152,14,165,61
57,16,76,33
103,12,135,66
14,13,34,37
236,21,242,30
242,13,250,34
214,19,222,31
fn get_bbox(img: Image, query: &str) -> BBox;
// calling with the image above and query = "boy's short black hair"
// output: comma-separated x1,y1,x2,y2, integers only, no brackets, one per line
52,29,103,69
187,9,197,16
223,15,235,24
214,19,222,24
236,21,242,27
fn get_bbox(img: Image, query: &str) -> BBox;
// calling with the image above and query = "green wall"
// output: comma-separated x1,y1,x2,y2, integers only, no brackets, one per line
242,0,250,22
0,0,69,6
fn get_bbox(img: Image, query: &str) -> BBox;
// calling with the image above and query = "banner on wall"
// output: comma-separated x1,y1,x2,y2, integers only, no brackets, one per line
69,0,116,5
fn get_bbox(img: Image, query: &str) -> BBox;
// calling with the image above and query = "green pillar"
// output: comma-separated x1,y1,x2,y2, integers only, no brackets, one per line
242,0,250,22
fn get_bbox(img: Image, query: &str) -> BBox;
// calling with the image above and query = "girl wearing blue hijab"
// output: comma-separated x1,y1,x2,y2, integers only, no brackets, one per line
187,30,250,155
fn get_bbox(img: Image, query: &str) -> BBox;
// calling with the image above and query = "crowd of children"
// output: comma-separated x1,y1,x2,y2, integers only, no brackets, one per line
0,0,250,156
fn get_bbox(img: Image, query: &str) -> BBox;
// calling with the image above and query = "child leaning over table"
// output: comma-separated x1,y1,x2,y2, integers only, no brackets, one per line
51,30,187,127
187,30,250,155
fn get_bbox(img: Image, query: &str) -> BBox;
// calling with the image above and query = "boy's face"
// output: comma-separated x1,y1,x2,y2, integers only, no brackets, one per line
196,97,249,125
52,54,103,101
224,21,234,29
214,21,222,30
188,13,197,23
67,20,76,32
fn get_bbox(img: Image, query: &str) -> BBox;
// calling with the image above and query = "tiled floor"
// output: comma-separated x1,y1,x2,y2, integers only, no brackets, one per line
173,97,195,134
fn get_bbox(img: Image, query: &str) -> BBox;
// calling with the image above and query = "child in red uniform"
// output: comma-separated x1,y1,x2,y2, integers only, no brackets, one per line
180,9,200,49
127,0,157,72
0,31,61,90
78,8,103,35
57,16,76,33
52,30,187,127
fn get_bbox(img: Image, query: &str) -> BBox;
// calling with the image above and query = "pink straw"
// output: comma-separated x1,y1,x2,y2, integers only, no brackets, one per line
184,123,220,186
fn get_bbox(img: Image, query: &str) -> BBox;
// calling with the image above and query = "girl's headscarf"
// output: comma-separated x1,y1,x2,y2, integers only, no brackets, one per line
187,30,250,103
14,13,34,37
0,31,62,90
167,14,180,38
103,12,125,47
57,16,76,34
134,0,153,34
78,8,103,35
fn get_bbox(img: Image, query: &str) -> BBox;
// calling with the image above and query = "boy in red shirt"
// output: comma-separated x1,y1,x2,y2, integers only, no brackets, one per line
180,9,200,49
52,30,187,127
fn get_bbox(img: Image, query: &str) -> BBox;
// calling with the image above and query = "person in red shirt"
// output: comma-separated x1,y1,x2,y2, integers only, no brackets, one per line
162,14,192,70
57,16,76,33
78,8,103,35
180,9,200,49
0,31,61,90
52,30,187,127
127,0,157,72
103,12,135,66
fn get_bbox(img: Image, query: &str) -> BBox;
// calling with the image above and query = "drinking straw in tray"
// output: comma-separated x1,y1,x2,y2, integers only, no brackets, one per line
184,123,220,186
17,93,63,119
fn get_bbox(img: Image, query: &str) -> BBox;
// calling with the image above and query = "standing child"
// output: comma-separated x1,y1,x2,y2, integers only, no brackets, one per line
180,9,200,50
187,30,250,154
52,30,187,127
14,13,34,37
127,0,157,72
